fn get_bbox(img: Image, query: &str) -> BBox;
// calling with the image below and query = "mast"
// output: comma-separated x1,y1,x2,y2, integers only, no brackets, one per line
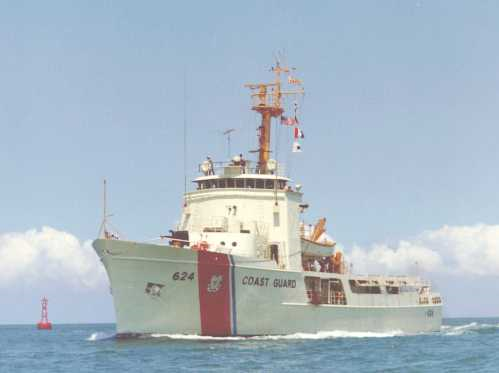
98,178,109,239
103,178,107,227
245,60,304,173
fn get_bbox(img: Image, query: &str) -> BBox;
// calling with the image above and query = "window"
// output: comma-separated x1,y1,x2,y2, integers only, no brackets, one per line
386,286,399,294
236,179,244,188
305,277,320,289
329,279,347,305
304,277,346,305
246,179,255,188
265,179,275,189
349,280,381,294
217,179,226,188
273,212,280,227
278,180,287,190
255,179,265,189
227,179,235,188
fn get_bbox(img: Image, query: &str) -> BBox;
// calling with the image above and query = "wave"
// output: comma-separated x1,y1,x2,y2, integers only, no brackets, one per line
86,332,116,341
441,322,499,336
150,330,404,341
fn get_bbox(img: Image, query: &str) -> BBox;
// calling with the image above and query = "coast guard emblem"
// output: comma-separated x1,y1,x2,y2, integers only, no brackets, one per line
207,275,223,293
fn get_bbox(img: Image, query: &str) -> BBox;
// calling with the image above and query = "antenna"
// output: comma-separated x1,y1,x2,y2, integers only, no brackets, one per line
98,179,108,238
223,128,236,158
96,179,122,240
183,68,187,196
98,178,113,239
103,178,107,226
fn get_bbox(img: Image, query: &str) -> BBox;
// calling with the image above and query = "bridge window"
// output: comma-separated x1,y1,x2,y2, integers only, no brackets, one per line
265,179,275,189
386,286,399,294
197,178,286,190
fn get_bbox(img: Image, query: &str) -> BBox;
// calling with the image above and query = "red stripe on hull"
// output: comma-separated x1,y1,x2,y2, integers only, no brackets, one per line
197,251,231,336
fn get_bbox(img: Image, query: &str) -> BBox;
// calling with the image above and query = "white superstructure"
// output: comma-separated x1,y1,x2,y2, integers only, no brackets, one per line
93,61,442,336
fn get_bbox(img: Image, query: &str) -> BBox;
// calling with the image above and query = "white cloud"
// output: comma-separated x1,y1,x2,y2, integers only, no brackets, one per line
0,226,107,288
346,224,499,277
1,224,498,291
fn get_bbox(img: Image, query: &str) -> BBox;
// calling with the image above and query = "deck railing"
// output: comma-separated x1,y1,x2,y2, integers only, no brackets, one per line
198,160,286,177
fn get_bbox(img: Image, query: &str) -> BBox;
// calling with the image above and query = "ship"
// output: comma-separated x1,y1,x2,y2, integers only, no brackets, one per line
93,61,442,337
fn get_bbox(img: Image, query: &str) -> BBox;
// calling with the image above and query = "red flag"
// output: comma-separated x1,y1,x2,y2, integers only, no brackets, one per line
294,127,304,139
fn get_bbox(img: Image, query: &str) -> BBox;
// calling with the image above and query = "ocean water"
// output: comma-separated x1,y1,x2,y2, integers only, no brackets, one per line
1,318,498,372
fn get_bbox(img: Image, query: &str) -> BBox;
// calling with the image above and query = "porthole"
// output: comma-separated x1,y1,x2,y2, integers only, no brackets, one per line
220,241,226,246
232,242,237,247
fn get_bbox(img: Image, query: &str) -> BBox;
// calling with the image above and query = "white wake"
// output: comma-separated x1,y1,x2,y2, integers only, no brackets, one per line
441,322,499,336
86,331,116,341
87,322,499,341
150,330,404,340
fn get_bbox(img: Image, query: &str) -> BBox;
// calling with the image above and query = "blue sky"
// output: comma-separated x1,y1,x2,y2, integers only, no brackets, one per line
1,1,498,323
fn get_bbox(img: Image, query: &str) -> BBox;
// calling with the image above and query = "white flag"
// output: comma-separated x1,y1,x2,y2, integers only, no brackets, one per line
292,141,302,153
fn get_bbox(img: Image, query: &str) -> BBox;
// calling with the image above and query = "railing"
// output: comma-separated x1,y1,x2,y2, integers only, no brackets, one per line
329,292,347,305
431,295,442,304
198,160,286,177
419,297,430,305
302,258,350,275
353,275,431,288
306,290,347,305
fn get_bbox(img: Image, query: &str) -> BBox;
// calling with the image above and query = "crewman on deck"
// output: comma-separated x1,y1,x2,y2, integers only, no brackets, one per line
207,156,214,175
239,153,246,173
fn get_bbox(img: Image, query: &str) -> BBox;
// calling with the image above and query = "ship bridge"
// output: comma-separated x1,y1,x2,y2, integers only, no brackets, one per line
194,159,290,191
170,60,309,271
174,156,303,270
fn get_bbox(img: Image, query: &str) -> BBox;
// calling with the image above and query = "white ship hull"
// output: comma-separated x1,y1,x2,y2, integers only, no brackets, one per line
94,239,442,336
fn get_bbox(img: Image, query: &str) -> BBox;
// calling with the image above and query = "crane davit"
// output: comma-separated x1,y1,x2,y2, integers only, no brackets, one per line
37,297,52,330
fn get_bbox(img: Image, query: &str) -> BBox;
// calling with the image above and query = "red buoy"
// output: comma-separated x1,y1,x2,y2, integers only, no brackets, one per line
37,297,52,330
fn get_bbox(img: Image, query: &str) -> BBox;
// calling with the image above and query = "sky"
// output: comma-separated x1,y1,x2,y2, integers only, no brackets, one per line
0,1,498,323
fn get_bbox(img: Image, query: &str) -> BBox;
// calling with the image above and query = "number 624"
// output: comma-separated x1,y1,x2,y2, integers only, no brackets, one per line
172,272,195,281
